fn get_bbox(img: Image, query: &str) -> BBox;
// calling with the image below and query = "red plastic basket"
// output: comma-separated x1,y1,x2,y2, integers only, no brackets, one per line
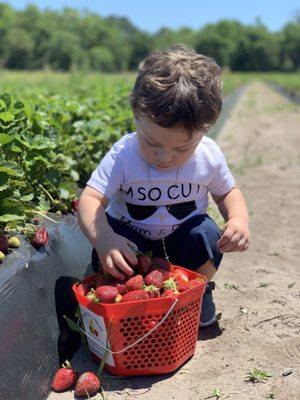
73,265,206,376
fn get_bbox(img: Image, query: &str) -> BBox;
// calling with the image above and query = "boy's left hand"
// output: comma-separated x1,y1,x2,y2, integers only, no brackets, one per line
217,217,250,253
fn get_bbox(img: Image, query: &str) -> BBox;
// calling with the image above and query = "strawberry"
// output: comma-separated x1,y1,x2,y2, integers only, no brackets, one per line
32,216,41,225
169,270,189,285
52,360,77,392
94,285,119,303
149,266,170,280
161,289,178,298
163,277,179,293
71,199,80,213
74,371,100,397
151,257,173,271
121,290,150,302
76,283,91,297
0,234,8,254
137,254,152,275
177,279,203,293
125,274,144,291
144,284,160,298
31,227,48,249
145,270,163,288
111,280,127,295
177,281,190,292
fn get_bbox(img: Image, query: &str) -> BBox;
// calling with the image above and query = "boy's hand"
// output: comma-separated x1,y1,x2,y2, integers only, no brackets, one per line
95,232,138,280
217,217,250,253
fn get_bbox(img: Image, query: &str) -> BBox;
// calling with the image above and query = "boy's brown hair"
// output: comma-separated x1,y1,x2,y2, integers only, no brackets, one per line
130,44,222,137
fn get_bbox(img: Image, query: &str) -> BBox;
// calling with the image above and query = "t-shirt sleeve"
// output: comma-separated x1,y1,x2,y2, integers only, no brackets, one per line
207,143,235,196
86,142,124,199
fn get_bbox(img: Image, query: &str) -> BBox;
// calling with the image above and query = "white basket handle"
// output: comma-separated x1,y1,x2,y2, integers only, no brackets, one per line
78,297,179,355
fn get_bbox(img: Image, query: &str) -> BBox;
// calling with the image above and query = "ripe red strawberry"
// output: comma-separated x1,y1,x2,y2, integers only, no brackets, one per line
151,257,173,271
111,280,127,295
74,371,100,397
94,285,119,303
121,289,150,302
145,270,163,288
125,274,144,291
169,270,189,285
137,255,152,275
149,266,170,280
76,283,91,297
71,199,80,213
52,360,77,392
0,234,8,254
144,284,160,298
31,227,48,250
161,289,178,298
163,277,179,294
177,279,204,293
32,216,41,225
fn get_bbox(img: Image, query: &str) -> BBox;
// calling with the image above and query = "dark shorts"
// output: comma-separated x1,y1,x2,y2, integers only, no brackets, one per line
91,213,223,274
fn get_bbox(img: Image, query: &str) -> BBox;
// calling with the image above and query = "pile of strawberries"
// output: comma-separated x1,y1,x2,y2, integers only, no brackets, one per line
76,256,205,304
52,360,100,397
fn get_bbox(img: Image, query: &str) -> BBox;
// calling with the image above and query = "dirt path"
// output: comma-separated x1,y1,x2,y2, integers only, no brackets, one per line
49,81,300,400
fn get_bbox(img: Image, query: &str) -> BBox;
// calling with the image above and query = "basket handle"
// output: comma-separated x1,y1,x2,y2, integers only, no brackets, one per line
78,297,179,355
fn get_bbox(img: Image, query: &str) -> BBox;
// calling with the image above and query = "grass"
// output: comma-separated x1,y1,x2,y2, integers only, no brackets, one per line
1,70,299,101
206,388,222,399
246,368,273,383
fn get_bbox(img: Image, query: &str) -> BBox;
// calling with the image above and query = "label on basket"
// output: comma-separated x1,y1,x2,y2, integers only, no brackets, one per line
79,305,115,366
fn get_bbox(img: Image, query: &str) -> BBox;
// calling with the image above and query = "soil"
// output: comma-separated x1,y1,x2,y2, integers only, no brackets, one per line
48,81,300,400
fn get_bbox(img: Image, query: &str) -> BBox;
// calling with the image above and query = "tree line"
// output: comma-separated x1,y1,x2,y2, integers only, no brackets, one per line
0,3,299,72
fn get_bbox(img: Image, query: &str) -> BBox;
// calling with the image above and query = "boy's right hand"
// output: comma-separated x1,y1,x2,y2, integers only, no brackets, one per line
95,232,138,280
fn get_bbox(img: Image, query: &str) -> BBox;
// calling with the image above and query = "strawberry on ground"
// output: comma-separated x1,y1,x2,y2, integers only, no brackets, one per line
74,371,100,397
52,360,77,392
121,289,150,302
31,227,49,249
0,234,8,254
71,199,80,213
125,274,144,291
144,270,163,288
94,285,119,303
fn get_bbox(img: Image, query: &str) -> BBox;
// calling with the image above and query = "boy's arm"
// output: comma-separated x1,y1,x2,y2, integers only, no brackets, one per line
211,186,250,253
77,186,137,280
77,186,113,247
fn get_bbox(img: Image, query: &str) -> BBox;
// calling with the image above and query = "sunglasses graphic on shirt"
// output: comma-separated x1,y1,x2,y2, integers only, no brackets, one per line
125,200,197,221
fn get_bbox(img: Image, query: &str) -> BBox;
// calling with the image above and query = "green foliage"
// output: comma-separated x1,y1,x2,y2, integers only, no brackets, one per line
0,78,135,230
246,368,273,383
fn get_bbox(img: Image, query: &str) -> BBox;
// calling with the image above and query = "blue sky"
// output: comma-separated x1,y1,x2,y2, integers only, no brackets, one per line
7,0,299,32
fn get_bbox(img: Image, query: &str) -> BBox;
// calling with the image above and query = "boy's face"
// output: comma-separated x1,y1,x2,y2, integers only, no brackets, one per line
135,116,204,170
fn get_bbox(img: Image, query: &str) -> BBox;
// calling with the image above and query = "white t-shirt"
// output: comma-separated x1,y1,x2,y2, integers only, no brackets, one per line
87,132,235,240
